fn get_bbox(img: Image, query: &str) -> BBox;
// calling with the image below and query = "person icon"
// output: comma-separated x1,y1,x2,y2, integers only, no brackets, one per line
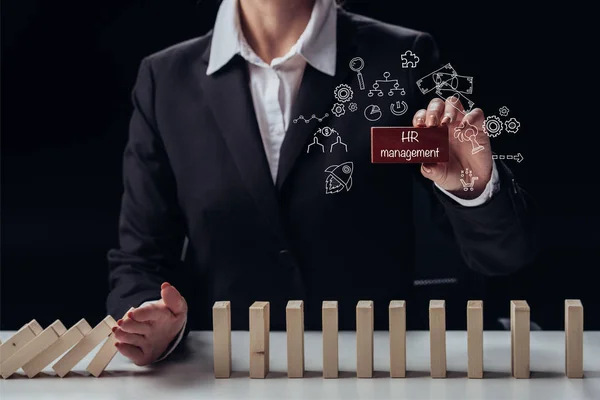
306,136,325,153
330,135,347,153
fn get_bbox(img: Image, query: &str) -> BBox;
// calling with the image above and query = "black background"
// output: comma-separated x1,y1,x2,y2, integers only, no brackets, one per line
2,0,598,330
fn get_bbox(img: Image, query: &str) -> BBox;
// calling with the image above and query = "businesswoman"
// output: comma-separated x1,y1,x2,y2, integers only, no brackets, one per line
106,0,538,365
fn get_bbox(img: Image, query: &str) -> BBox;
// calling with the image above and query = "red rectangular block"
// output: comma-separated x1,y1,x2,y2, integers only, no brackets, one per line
371,126,449,163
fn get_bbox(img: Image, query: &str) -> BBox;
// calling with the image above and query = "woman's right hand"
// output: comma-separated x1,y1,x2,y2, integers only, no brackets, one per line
112,282,187,366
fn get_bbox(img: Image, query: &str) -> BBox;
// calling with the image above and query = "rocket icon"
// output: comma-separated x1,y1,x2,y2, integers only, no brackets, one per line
324,162,354,194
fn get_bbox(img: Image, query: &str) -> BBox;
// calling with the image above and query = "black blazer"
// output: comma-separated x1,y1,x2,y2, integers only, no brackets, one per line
106,10,539,334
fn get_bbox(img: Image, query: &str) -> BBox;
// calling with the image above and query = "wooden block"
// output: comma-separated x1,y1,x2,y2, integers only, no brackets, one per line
429,300,446,378
286,300,304,378
22,319,92,378
86,334,118,377
0,320,43,363
1,320,66,378
249,301,270,379
322,301,338,379
565,299,584,378
467,300,484,379
52,316,117,377
212,301,232,378
356,300,374,378
510,300,530,378
389,300,406,378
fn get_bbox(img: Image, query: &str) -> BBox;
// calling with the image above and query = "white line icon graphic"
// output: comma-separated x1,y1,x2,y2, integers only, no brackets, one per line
504,117,521,134
483,115,503,138
401,50,420,68
349,57,366,90
460,168,479,191
492,153,524,163
334,84,354,103
390,101,408,116
368,72,405,97
293,113,329,124
454,120,485,154
325,162,354,194
306,136,324,153
416,63,475,114
364,105,382,121
330,135,348,153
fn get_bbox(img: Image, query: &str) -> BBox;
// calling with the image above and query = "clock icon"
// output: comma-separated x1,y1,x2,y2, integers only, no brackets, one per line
364,104,382,122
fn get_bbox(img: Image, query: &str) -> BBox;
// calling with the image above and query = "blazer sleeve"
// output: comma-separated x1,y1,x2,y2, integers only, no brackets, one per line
106,58,189,323
411,34,541,276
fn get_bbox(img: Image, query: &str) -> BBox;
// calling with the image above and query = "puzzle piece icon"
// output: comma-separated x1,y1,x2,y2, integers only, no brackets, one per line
401,50,420,68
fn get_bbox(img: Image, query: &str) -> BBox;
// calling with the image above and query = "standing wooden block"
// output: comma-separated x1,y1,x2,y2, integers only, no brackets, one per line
356,300,374,378
52,316,117,377
467,300,484,379
510,300,530,379
286,300,304,378
22,319,92,378
322,301,338,379
212,301,232,378
1,320,67,378
565,299,584,378
429,300,446,378
86,334,118,377
249,301,270,379
389,300,406,378
0,320,43,363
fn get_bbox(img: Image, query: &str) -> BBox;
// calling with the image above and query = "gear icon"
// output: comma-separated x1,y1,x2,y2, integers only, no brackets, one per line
334,84,354,103
331,102,345,117
499,106,510,117
504,117,520,134
348,102,358,112
483,115,503,138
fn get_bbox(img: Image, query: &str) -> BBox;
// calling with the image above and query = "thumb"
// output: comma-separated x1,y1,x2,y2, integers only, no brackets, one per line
421,162,445,183
161,283,188,316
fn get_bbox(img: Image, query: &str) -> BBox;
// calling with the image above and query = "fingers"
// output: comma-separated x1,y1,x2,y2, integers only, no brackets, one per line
412,109,427,127
425,98,446,127
115,342,147,366
117,317,151,336
113,327,145,348
129,303,167,322
461,107,484,127
441,95,462,125
161,283,188,316
421,162,445,183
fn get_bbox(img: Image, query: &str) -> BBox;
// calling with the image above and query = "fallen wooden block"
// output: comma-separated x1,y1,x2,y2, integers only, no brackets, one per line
322,301,338,379
249,301,270,379
86,334,118,377
52,316,117,377
286,300,304,378
511,300,530,379
212,301,232,378
22,319,92,378
1,320,67,378
0,320,43,363
429,300,446,378
356,300,374,378
389,300,406,378
467,300,483,379
565,299,584,378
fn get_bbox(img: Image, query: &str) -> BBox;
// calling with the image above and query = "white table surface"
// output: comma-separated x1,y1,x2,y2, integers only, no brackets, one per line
1,331,599,400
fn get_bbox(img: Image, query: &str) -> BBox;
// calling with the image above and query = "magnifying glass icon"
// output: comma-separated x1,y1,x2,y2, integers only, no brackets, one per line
349,57,365,90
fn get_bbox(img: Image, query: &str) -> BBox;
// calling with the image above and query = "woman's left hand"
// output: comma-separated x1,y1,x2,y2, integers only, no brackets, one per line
412,96,493,198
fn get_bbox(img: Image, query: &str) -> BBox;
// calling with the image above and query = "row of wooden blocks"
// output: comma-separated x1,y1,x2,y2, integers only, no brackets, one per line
212,299,585,379
0,316,118,378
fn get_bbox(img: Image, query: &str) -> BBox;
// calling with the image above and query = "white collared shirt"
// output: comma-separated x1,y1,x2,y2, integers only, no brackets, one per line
208,0,337,182
152,0,500,362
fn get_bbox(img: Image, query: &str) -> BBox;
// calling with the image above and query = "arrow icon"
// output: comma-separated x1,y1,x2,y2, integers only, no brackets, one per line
492,153,524,163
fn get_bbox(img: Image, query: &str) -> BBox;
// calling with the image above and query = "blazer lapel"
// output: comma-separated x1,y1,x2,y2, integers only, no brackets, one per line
200,54,287,246
276,10,357,190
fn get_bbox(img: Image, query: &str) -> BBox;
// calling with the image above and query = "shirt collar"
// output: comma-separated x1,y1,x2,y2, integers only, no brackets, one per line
206,0,337,76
